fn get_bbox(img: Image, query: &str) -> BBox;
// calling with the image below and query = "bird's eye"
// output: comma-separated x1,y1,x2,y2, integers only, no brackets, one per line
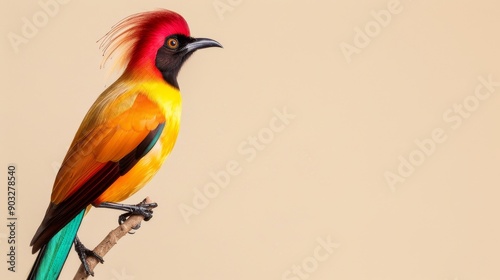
166,38,179,50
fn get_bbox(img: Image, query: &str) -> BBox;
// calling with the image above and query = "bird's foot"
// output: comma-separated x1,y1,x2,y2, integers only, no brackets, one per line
74,236,104,276
97,199,158,232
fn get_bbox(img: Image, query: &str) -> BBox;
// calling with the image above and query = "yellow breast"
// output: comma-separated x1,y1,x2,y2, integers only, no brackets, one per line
95,79,182,203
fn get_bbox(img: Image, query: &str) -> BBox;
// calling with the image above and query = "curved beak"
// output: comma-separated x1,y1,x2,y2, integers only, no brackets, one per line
184,37,223,53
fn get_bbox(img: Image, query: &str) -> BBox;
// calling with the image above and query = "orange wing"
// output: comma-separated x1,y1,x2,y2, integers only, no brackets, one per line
31,92,165,252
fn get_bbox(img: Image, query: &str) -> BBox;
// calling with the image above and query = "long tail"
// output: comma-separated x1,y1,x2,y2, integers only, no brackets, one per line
28,209,85,280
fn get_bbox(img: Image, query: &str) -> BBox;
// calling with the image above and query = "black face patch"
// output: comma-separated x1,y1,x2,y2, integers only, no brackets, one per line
155,35,196,89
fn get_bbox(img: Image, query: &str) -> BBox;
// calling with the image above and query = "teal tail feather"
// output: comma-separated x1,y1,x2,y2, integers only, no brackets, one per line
28,209,85,280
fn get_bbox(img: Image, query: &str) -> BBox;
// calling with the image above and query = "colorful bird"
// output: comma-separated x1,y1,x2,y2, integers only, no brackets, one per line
28,9,221,280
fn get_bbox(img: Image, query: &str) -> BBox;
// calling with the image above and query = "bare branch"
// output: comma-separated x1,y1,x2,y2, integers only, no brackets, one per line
73,197,155,280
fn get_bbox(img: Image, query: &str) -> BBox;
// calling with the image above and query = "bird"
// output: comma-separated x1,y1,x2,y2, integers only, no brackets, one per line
27,9,221,280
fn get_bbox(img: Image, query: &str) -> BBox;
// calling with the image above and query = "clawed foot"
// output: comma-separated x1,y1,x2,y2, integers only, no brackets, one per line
74,236,104,276
97,199,158,233
117,201,158,224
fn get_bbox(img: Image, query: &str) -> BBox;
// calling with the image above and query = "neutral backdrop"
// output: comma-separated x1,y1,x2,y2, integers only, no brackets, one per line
1,1,500,279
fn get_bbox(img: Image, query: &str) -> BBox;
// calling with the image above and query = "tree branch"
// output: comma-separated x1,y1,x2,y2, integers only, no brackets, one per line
73,197,156,280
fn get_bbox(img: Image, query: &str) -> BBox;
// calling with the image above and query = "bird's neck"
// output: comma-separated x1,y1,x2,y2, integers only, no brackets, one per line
125,58,162,80
124,61,179,90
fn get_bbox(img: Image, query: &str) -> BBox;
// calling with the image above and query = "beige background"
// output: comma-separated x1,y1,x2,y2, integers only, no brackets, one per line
1,0,500,279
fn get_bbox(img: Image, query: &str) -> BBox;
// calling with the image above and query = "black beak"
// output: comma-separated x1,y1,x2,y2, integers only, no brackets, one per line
183,37,223,53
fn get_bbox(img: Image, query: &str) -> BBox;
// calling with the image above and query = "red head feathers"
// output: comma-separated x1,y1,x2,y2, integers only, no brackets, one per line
99,10,190,77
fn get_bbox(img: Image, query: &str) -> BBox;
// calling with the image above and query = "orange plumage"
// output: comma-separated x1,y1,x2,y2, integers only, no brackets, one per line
28,9,221,279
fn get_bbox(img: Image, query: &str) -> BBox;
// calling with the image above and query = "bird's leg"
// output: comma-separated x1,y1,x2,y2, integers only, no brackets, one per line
74,235,104,276
96,199,158,230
